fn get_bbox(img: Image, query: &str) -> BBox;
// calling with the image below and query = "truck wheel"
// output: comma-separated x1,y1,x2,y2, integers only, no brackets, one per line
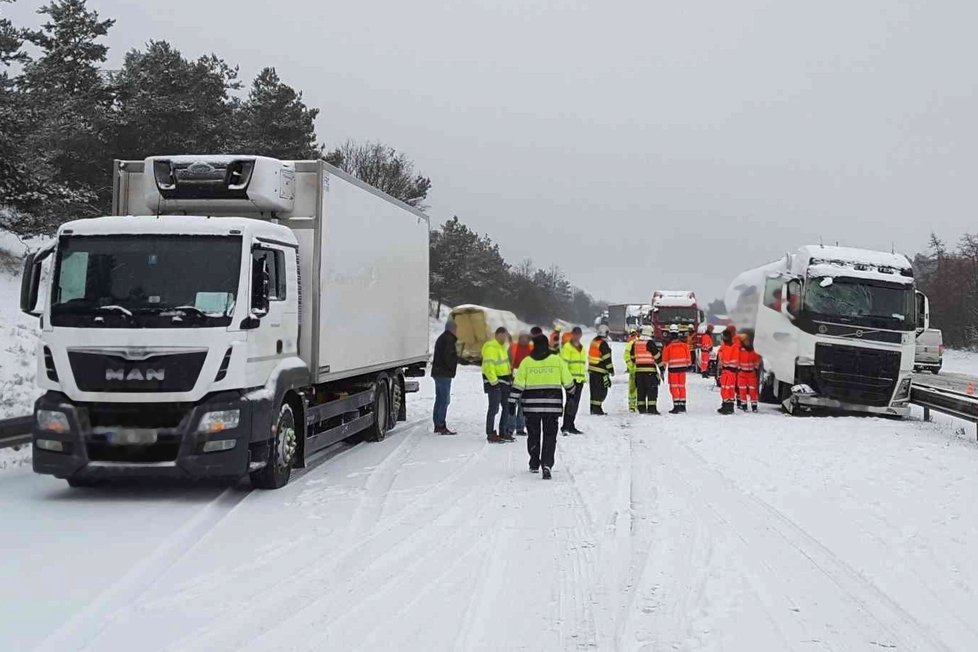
364,379,390,442
391,373,405,425
250,402,297,490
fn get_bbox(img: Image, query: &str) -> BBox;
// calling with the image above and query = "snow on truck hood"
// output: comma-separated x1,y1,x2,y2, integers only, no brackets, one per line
57,215,296,242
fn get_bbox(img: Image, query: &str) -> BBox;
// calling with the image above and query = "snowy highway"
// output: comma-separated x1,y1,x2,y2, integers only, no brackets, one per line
3,340,978,651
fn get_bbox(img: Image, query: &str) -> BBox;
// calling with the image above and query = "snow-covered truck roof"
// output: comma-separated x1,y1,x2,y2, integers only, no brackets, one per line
652,291,697,308
58,214,295,243
797,245,914,285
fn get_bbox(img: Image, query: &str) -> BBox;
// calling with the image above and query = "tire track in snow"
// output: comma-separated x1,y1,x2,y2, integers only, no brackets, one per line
657,436,952,651
34,486,250,652
162,438,497,651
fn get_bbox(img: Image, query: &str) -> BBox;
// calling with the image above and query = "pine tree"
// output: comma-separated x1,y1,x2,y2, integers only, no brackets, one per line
237,67,321,159
20,0,114,212
113,41,240,159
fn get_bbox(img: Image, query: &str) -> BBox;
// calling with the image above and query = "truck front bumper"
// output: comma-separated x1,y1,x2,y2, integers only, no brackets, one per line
31,390,270,481
782,389,911,418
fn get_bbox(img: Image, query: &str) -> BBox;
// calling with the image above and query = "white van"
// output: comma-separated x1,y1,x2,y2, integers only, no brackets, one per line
914,328,944,374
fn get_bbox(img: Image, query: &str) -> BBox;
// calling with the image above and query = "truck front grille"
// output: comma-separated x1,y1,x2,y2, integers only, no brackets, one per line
68,351,206,393
814,343,900,407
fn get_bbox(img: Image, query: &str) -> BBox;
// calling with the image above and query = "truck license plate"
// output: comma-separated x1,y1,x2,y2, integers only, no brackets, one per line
107,429,158,445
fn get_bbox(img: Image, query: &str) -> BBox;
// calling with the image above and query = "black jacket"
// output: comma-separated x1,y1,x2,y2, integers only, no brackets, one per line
431,331,459,378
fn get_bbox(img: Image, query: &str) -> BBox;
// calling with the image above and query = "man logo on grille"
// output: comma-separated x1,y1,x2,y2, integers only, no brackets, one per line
106,368,166,382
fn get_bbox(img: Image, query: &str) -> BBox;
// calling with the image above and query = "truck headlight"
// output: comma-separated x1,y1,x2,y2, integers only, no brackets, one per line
197,410,240,434
37,410,70,433
895,378,912,400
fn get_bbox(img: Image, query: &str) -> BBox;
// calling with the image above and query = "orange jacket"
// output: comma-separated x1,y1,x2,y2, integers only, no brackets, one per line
661,341,691,371
717,343,740,371
698,333,713,351
738,347,762,372
510,343,533,370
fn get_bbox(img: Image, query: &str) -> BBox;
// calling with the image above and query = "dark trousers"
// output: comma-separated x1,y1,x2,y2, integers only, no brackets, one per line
486,384,511,435
526,413,559,470
589,372,608,413
635,373,659,413
562,382,584,430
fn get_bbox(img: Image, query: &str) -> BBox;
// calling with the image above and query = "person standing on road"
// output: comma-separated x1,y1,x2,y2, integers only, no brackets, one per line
509,331,533,436
560,326,587,434
630,326,662,414
624,326,639,412
716,327,740,415
698,324,715,378
661,324,691,413
431,320,459,435
510,333,575,479
482,327,514,443
737,333,762,413
588,325,615,415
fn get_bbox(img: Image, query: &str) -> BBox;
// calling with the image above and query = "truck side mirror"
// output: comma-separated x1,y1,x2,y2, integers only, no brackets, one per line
915,291,929,333
782,279,801,320
251,257,270,317
20,247,53,317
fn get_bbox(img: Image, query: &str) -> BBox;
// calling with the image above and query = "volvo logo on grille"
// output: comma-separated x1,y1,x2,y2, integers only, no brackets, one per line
818,325,828,334
106,368,166,382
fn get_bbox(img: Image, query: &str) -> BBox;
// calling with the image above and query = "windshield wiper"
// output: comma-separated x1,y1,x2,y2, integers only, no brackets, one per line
93,305,135,324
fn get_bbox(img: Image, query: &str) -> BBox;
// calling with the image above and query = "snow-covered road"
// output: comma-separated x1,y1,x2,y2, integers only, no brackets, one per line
3,341,978,651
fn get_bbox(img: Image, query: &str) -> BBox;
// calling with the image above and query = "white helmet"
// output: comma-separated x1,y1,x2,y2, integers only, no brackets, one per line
697,323,707,334
640,326,654,338
597,325,610,337
668,324,680,335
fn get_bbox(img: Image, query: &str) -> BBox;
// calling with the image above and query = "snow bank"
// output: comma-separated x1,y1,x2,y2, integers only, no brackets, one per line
0,230,40,420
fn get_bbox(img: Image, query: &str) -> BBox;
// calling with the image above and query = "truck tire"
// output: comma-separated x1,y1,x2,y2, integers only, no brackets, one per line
391,372,406,425
250,402,297,490
364,379,390,442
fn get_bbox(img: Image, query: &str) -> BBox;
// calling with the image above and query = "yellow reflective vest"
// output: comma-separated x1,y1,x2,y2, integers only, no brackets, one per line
510,353,574,415
481,339,512,386
560,341,587,384
624,336,638,373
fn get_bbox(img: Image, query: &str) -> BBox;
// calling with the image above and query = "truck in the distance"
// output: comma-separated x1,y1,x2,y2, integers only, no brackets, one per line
650,291,702,342
20,155,430,489
725,245,928,416
607,303,651,341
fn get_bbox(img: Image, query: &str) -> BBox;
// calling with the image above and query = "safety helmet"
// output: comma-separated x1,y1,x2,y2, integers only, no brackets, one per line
668,324,679,335
697,323,707,334
640,326,654,338
628,326,639,334
597,325,610,337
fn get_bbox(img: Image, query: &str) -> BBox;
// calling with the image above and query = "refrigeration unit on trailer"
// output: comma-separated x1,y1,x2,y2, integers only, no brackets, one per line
725,245,928,416
21,155,430,488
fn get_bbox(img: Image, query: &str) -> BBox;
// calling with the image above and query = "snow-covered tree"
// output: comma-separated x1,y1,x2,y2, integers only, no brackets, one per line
325,140,431,208
236,67,321,159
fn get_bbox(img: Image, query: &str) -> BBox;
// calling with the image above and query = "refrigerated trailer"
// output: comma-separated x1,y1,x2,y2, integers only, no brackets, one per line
607,304,650,342
725,245,928,417
20,155,430,488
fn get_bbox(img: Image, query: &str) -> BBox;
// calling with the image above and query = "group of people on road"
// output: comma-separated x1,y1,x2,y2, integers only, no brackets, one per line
430,318,764,480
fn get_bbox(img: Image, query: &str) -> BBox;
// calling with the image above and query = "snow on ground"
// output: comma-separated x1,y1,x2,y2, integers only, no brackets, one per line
942,348,978,377
0,230,40,421
3,334,978,651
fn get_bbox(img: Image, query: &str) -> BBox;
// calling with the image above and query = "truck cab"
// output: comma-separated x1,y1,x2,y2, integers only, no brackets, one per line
727,246,926,416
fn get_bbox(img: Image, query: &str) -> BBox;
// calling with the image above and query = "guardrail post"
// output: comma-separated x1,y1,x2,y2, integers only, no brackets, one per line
923,406,931,422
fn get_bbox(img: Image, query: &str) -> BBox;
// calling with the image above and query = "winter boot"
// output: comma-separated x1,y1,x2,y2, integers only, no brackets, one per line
568,427,585,434
542,467,552,480
500,432,516,442
487,432,504,444
669,405,682,415
648,406,660,415
739,402,748,412
437,425,458,435
529,463,539,473
515,429,527,436
751,404,758,413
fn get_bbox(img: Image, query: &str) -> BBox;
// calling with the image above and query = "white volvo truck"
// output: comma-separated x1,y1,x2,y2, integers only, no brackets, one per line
20,155,430,488
725,245,928,416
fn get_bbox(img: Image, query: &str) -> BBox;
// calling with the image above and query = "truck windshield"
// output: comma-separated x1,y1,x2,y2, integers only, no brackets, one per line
654,307,697,324
50,235,242,328
804,277,914,331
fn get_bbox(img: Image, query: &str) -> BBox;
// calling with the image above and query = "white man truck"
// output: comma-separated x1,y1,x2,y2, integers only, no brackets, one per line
725,245,928,416
20,155,430,489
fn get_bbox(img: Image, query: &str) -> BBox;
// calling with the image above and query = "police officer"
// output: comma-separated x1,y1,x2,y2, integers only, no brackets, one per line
560,326,587,434
510,333,575,479
481,327,514,443
630,326,662,414
588,325,615,415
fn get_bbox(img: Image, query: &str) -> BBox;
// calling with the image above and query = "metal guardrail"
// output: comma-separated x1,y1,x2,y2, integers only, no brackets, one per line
912,383,978,440
0,415,33,450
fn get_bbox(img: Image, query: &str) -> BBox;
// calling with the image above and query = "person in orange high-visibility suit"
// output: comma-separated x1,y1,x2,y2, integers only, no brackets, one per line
716,328,740,414
698,324,714,377
724,324,743,407
661,324,691,413
737,333,762,413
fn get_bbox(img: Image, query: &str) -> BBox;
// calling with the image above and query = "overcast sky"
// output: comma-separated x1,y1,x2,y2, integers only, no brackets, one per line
7,0,977,303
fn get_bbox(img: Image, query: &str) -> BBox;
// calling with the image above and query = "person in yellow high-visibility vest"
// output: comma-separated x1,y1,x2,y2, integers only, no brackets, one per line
623,326,639,412
560,326,587,434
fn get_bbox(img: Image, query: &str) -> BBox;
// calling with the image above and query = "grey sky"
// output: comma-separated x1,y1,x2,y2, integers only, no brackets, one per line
7,0,978,304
